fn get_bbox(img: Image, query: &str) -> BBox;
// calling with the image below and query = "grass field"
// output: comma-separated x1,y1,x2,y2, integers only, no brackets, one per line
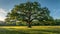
0,26,60,34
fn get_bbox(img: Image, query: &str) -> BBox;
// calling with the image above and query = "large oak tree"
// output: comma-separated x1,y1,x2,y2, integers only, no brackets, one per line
5,2,52,27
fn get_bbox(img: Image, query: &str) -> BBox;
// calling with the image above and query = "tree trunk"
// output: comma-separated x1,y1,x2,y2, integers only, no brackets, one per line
28,22,31,28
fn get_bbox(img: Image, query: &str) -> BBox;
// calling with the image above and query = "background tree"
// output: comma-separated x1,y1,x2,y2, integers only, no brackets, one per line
5,2,52,27
54,19,60,25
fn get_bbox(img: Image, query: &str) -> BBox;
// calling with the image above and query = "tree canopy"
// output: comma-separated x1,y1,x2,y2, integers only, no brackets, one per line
5,2,53,27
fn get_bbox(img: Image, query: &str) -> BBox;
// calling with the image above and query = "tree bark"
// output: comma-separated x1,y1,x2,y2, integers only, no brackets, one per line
28,22,31,28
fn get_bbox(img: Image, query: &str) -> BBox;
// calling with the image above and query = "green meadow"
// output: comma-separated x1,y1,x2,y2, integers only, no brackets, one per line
0,26,60,34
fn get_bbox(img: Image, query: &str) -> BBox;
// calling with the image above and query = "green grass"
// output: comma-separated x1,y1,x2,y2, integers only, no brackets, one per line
0,26,60,34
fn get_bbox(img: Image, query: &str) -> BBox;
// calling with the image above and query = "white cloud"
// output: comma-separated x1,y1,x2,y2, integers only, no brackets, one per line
0,8,6,14
0,8,8,21
0,17,6,21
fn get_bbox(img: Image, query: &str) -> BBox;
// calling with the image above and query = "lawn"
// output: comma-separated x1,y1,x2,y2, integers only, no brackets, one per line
0,26,60,34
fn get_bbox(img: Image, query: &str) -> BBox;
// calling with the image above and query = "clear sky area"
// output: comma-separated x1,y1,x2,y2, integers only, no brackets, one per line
0,0,60,21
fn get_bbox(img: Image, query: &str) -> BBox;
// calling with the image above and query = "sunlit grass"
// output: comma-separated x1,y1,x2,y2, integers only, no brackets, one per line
0,26,60,34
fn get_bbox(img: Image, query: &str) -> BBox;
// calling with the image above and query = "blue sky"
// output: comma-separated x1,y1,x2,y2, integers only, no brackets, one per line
0,0,60,21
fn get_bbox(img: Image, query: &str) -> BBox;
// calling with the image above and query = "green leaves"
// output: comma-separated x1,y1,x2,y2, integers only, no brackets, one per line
5,1,53,26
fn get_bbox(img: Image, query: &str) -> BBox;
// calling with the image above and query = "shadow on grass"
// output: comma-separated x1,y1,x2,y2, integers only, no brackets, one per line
0,28,43,34
0,28,60,34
